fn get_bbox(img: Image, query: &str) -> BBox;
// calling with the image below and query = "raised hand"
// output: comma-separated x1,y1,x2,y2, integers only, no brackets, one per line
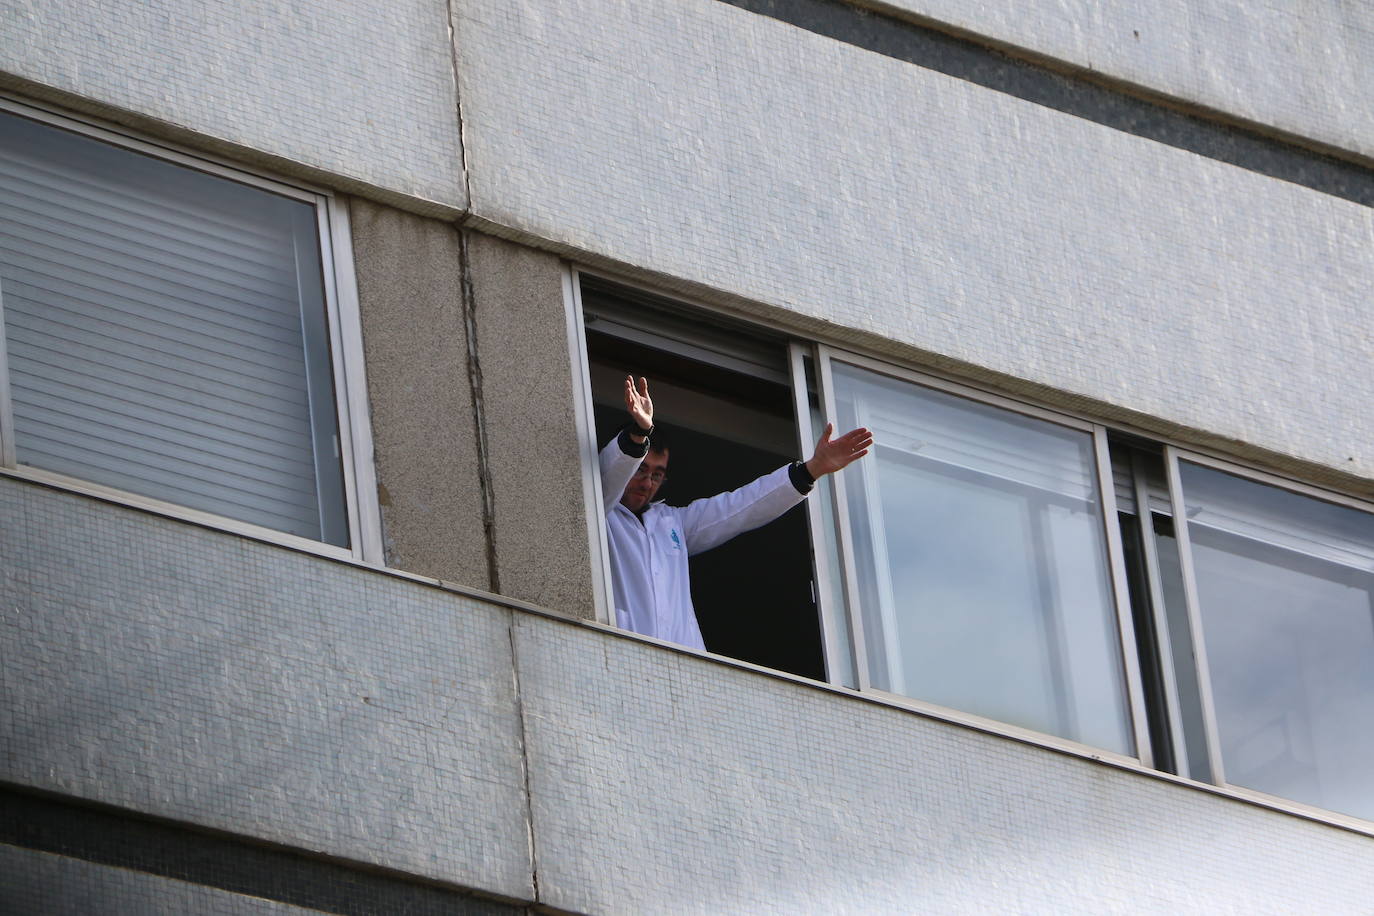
624,375,654,434
804,423,873,479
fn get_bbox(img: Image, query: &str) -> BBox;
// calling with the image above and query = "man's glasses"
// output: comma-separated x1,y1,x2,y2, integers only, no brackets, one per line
633,465,667,485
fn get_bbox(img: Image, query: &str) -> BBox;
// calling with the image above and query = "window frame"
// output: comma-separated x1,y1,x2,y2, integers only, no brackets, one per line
1126,447,1194,776
563,265,617,624
565,265,809,630
788,342,854,686
1162,444,1374,813
564,268,1374,835
0,95,382,564
812,344,1155,767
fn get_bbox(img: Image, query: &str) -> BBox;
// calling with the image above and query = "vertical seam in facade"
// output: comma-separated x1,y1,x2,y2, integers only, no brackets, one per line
444,0,495,591
447,3,539,903
506,616,543,905
458,226,538,904
443,0,474,208
457,229,501,595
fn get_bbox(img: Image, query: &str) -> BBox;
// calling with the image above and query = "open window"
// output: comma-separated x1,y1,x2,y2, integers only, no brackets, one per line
572,273,1374,830
578,276,825,680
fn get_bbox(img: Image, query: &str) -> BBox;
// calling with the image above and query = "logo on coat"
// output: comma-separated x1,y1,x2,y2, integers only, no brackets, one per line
669,528,683,551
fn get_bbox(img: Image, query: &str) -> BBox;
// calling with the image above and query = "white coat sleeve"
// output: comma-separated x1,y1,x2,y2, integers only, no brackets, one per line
599,434,645,512
676,464,807,556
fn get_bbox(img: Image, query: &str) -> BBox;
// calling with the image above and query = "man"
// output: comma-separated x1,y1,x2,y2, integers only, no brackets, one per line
601,374,873,650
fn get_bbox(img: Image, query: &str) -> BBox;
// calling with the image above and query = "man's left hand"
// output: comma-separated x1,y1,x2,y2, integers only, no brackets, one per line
805,423,873,479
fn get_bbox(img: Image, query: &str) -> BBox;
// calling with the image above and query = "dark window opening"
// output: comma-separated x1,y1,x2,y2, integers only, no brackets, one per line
581,278,826,680
1109,438,1214,782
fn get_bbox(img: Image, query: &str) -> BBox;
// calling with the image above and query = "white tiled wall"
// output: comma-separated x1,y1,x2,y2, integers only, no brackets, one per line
5,478,1374,912
0,0,465,206
0,479,533,901
870,0,1374,159
456,0,1374,483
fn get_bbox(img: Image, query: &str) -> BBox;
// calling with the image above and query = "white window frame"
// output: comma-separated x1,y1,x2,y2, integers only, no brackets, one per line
1125,448,1193,777
563,264,617,624
1161,445,1374,814
562,270,1154,764
788,341,856,687
0,95,382,564
563,268,1374,835
811,344,1154,767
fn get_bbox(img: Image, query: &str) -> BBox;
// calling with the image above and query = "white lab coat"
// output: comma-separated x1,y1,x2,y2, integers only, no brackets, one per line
600,436,808,650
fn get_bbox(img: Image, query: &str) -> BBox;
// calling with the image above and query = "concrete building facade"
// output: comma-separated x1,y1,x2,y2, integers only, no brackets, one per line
2,0,1372,912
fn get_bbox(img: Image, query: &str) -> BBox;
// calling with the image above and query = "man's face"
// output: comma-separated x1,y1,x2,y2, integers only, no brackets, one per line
621,449,668,513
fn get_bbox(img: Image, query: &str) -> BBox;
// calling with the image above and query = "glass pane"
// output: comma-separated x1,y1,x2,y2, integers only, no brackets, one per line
0,111,347,545
1180,462,1374,821
832,362,1132,755
1150,514,1214,782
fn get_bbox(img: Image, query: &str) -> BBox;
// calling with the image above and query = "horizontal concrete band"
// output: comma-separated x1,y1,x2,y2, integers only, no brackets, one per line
719,0,1374,207
6,478,1374,913
1,843,320,916
0,788,524,916
460,0,1374,485
856,0,1374,162
0,0,466,208
0,476,536,902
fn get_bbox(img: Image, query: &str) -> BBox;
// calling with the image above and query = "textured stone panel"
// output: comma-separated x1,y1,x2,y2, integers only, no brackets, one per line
1,0,464,206
514,614,1374,914
0,787,531,914
456,0,1374,484
0,844,318,915
858,0,1374,160
0,477,532,901
466,232,597,617
350,200,492,589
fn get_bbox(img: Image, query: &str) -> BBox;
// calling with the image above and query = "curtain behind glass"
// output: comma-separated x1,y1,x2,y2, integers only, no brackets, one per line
832,363,1132,755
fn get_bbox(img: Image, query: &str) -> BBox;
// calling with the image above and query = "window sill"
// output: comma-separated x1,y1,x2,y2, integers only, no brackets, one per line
1,465,359,564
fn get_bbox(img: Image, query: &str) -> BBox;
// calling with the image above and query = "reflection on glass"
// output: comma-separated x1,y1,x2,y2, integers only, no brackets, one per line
1180,462,1374,822
832,363,1132,755
1150,515,1213,783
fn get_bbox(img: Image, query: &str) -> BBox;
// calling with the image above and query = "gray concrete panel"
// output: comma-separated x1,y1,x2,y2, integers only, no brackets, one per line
351,199,491,590
456,0,1374,485
0,845,320,916
8,473,1374,912
0,0,464,207
859,0,1374,160
0,477,533,901
709,0,1374,213
465,232,596,618
513,613,1374,915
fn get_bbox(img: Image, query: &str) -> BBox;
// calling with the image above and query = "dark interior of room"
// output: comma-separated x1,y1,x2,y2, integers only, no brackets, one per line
585,322,826,681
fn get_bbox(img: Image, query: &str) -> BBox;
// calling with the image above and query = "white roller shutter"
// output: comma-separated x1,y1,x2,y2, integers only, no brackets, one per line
0,112,347,545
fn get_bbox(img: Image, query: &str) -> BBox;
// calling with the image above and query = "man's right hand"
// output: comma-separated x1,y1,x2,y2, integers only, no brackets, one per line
624,375,654,441
805,423,873,479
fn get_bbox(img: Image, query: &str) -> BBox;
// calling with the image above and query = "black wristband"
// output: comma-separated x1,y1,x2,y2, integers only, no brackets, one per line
788,460,816,494
617,425,650,458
